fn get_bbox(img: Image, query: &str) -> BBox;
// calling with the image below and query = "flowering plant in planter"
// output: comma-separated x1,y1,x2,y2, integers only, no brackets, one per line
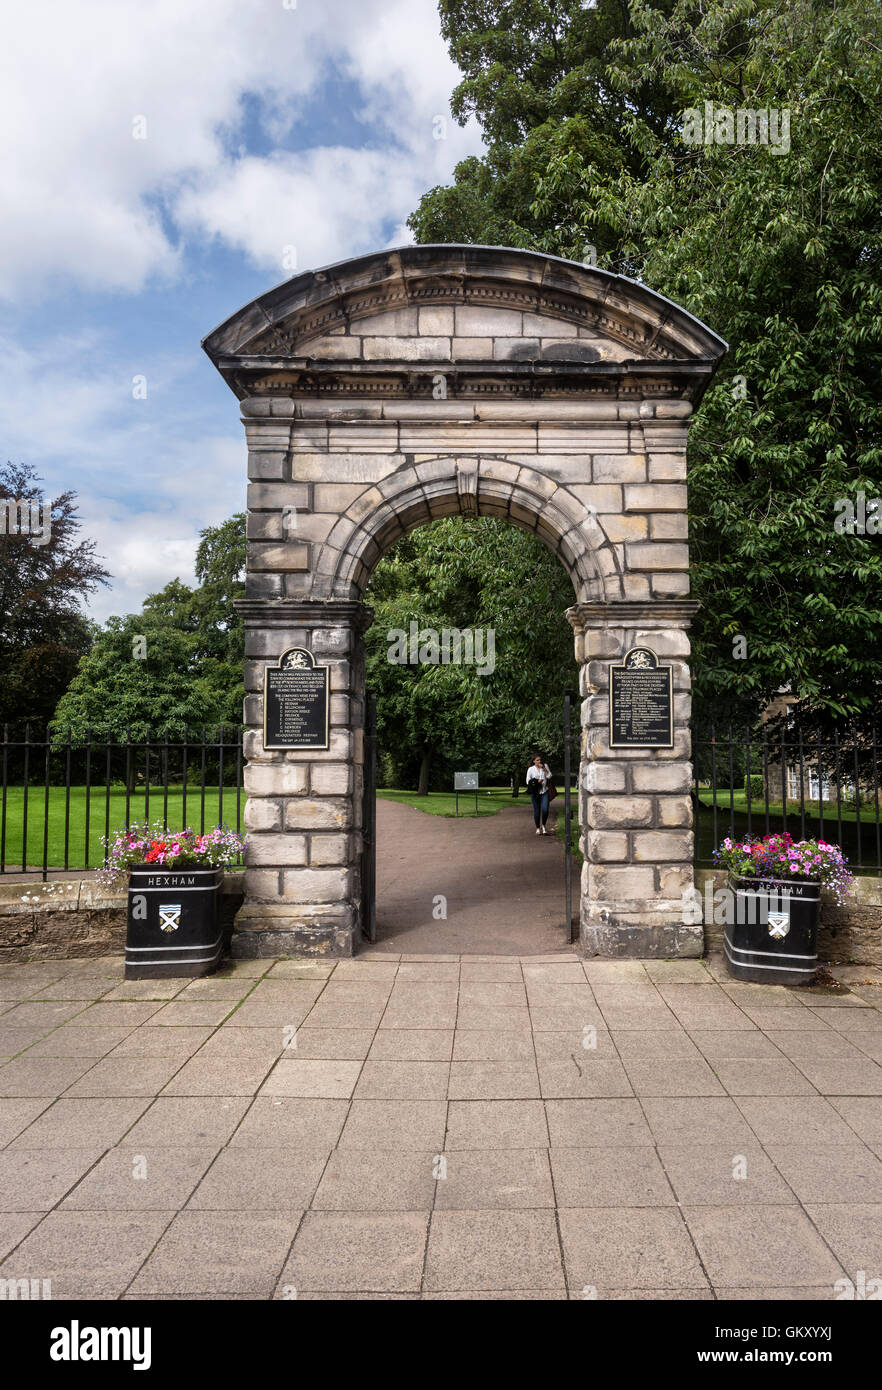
713,831,853,905
98,819,245,888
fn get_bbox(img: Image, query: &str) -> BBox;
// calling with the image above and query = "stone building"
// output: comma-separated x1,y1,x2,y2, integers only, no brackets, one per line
203,244,727,958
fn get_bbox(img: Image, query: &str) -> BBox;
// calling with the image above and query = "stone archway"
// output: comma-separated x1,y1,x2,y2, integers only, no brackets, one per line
204,243,727,958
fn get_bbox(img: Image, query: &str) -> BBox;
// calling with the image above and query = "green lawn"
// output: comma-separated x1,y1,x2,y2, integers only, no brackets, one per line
3,780,879,875
0,785,243,871
376,786,521,818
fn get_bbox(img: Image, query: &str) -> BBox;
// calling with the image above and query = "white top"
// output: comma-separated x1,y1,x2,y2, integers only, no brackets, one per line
526,763,551,791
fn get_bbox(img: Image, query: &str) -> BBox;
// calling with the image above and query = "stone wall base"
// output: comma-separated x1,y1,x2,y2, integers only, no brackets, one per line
4,871,882,966
232,902,358,957
581,912,704,958
0,876,243,965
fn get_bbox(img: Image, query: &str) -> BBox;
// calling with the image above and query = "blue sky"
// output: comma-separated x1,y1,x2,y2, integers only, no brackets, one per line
0,0,483,620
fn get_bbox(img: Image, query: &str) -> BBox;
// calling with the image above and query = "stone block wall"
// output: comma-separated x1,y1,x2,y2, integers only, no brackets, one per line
569,601,701,957
0,875,244,964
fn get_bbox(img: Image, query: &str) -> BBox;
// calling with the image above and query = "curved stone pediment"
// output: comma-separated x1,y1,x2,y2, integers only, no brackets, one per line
203,244,727,388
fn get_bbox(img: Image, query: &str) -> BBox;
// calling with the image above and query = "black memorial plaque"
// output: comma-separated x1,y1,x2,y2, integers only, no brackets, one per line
263,648,329,750
609,647,673,749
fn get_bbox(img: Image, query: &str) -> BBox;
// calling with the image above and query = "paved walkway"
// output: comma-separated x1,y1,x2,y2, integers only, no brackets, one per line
375,798,577,954
1,952,882,1298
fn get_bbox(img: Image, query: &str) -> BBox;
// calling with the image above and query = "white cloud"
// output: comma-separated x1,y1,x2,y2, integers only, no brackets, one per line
175,145,433,274
0,330,245,621
0,0,488,624
0,0,484,299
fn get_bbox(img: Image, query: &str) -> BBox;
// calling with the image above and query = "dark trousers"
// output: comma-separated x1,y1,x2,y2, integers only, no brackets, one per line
530,790,549,827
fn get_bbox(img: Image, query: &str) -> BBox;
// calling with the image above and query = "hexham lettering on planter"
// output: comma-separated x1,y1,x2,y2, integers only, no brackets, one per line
204,244,726,958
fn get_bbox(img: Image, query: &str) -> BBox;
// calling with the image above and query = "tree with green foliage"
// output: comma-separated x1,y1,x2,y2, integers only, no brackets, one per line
410,0,677,260
365,516,577,792
52,514,246,738
0,461,109,727
412,0,882,737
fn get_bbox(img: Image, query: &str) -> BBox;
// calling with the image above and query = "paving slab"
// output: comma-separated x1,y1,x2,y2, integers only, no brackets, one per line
260,1059,363,1099
550,1147,675,1208
130,1210,302,1294
282,1028,375,1060
829,1097,882,1146
26,1026,139,1059
0,1098,52,1148
434,1149,554,1210
558,1208,708,1291
425,1210,564,1292
544,1099,653,1148
8,1098,150,1150
538,1058,632,1099
0,1029,53,1056
0,1211,45,1260
765,1144,882,1204
338,1099,447,1150
107,1027,214,1059
712,1058,819,1096
162,1057,277,1097
186,1146,329,1210
683,1206,846,1289
123,1097,250,1148
312,1149,437,1211
0,1210,174,1297
640,1097,757,1148
61,1146,220,1210
0,950,880,1298
734,1095,860,1146
802,1202,882,1275
354,1061,450,1100
279,1210,429,1293
448,1061,540,1100
658,1145,797,1206
0,1056,98,1097
369,1030,453,1061
622,1058,724,1097
793,1058,882,1095
0,1149,105,1209
609,1030,702,1060
445,1100,548,1149
532,1029,615,1060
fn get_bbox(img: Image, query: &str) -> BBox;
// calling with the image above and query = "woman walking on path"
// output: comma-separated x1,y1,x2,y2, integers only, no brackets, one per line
526,754,553,835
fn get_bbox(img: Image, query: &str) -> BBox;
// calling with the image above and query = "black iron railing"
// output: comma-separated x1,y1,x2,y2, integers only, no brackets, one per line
694,725,882,872
0,725,244,880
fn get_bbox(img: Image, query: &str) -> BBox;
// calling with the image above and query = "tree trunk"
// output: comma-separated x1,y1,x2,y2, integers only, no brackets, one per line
416,747,432,796
511,769,519,797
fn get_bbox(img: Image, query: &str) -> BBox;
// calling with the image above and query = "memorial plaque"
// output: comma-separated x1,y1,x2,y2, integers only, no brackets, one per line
609,647,673,748
263,648,329,750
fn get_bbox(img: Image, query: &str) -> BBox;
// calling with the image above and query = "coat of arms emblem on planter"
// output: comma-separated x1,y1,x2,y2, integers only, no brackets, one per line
159,904,182,933
767,911,790,939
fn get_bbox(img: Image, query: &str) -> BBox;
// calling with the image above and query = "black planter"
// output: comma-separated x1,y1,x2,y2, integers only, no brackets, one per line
125,866,224,979
724,874,821,985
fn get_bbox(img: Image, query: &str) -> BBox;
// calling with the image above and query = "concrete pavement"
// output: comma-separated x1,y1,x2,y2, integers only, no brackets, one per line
1,951,882,1298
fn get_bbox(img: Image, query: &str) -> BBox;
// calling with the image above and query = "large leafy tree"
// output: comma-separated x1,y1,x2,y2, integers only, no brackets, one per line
53,515,246,738
532,0,882,735
409,0,677,259
0,462,109,726
365,517,578,792
412,0,882,737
